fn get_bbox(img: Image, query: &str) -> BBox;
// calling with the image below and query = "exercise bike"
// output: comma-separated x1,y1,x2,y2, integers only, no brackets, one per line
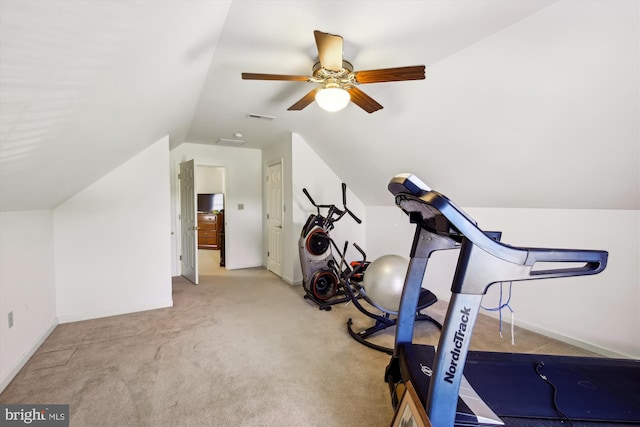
298,183,365,310
384,173,639,427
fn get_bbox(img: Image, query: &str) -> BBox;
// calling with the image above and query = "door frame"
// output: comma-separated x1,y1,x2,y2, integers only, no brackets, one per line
176,160,228,280
196,164,227,272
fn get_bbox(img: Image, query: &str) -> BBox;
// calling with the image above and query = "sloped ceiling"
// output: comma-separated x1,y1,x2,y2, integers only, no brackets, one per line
0,0,232,211
1,0,638,212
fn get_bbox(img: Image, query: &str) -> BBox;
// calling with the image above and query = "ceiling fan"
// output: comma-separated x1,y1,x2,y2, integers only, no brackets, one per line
241,30,426,113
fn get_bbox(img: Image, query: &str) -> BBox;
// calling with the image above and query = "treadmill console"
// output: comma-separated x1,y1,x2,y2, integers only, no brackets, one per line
388,173,431,197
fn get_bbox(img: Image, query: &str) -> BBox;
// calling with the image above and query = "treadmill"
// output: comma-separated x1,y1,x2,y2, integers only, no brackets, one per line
384,173,640,427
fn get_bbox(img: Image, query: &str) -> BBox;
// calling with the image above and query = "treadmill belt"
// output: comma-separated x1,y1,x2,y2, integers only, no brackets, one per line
400,344,640,425
464,351,640,421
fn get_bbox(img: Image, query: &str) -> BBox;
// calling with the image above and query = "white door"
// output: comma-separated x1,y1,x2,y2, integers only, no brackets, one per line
267,162,283,277
180,160,198,284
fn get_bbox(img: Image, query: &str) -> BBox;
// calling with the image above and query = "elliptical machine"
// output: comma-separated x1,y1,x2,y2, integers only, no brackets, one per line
298,183,365,310
299,183,441,354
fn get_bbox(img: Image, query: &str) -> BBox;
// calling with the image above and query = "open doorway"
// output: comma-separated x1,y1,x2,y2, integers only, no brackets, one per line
196,165,226,276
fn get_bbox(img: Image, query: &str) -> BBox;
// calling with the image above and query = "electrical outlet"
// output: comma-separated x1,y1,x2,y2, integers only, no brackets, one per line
8,311,13,328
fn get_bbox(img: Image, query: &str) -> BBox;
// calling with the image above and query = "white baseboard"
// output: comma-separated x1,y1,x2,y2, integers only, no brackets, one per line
280,274,302,286
0,319,58,394
224,262,262,270
432,291,631,359
510,317,631,359
57,299,173,324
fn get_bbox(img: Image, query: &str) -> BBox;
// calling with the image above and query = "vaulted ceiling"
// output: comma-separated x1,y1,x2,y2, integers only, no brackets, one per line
1,1,638,212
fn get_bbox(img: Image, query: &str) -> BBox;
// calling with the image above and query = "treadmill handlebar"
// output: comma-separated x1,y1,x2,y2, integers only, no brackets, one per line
452,239,608,295
389,173,608,294
524,247,607,277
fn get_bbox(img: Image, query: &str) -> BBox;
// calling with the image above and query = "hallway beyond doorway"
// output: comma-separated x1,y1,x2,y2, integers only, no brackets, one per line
198,249,224,276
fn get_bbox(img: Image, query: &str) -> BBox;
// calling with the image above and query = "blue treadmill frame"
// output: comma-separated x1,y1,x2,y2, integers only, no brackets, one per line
385,174,638,427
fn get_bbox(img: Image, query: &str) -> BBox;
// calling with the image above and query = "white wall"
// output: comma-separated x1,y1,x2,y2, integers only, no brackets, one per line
291,133,366,284
54,136,173,322
366,205,640,358
0,210,57,391
170,143,262,272
196,165,225,194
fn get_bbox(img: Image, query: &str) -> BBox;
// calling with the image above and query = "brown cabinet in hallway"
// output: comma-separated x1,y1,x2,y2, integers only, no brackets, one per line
198,212,222,249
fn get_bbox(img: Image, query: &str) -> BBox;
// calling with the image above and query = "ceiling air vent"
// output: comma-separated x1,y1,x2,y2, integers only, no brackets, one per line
247,114,275,120
215,138,245,147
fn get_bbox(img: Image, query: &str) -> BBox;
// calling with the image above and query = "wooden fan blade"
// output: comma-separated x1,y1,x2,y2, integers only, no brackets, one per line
353,65,426,84
314,30,343,72
347,87,383,113
242,73,310,82
288,88,320,111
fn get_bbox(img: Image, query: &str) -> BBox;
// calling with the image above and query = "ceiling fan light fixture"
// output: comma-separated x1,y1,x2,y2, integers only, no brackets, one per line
242,30,425,113
315,86,350,112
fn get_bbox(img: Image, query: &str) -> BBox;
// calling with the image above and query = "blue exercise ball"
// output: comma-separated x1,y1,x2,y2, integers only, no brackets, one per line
362,254,409,314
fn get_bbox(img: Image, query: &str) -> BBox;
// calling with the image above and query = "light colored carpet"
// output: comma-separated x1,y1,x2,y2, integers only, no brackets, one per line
0,254,597,427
